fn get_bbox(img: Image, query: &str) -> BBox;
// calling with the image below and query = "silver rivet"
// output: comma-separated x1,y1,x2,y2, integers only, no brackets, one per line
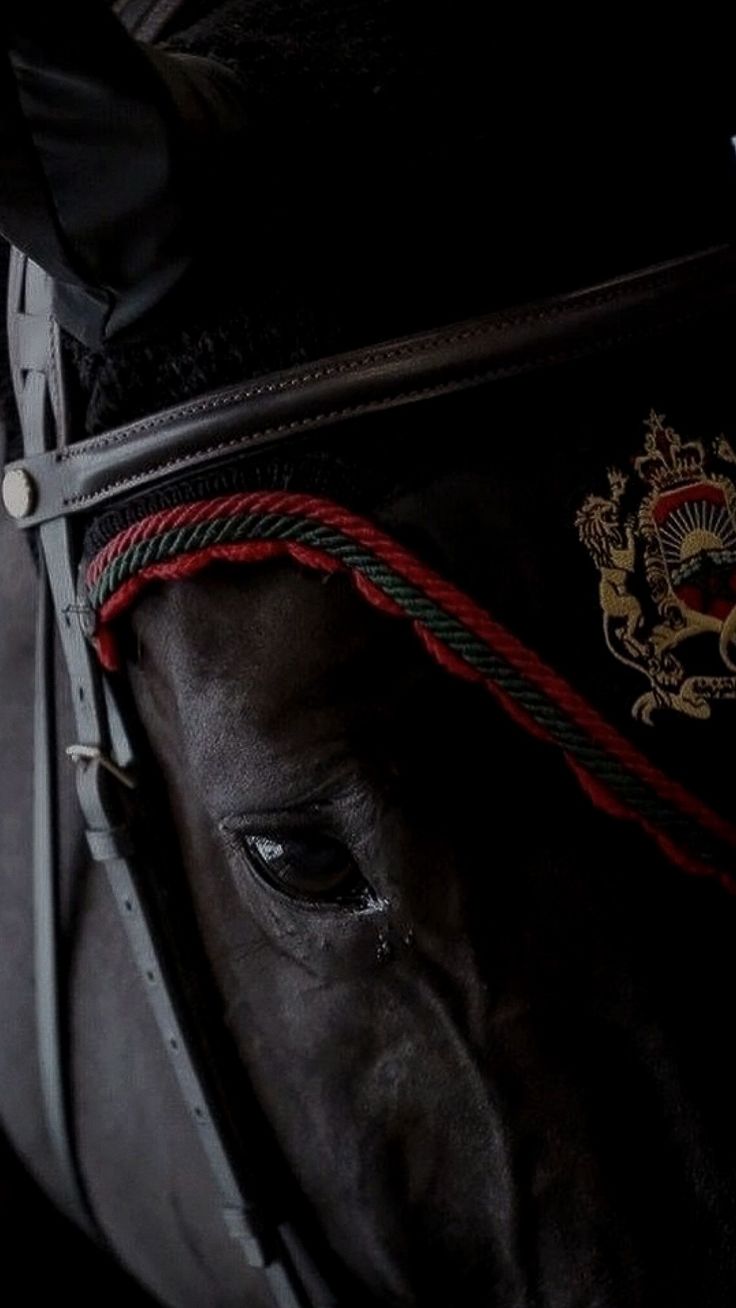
2,467,36,519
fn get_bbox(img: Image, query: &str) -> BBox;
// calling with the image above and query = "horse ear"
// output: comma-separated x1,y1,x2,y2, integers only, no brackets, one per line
1,0,246,348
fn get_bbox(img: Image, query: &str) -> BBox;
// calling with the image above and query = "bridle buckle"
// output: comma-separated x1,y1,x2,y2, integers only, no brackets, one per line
65,743,136,790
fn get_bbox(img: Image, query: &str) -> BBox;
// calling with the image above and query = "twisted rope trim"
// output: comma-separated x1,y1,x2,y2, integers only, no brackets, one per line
85,490,736,892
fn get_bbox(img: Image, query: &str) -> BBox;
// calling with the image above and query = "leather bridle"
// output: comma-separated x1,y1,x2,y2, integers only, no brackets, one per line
4,121,736,1307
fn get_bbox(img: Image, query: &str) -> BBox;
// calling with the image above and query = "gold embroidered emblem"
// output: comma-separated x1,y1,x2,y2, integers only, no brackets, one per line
576,412,736,722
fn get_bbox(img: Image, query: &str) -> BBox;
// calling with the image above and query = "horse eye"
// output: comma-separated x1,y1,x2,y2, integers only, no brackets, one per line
241,832,370,905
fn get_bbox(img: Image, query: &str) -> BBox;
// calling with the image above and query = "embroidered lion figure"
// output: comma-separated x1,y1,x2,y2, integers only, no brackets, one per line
575,471,647,659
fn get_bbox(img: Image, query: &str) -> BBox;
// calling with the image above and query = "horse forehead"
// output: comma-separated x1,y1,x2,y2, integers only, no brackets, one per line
133,563,377,685
124,477,494,776
126,476,471,700
126,561,429,788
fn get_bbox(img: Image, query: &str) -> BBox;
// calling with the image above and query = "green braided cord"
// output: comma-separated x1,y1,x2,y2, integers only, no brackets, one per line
89,510,729,873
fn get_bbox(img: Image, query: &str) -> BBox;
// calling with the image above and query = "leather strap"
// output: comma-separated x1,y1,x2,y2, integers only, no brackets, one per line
4,1,342,1301
13,251,338,1308
42,489,334,1303
8,246,111,1246
18,252,100,1241
5,242,736,529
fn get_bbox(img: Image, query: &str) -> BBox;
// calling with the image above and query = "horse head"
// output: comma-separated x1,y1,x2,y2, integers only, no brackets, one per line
3,5,736,1307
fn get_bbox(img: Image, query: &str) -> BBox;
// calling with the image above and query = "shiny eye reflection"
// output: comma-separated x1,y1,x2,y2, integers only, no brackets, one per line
241,831,371,905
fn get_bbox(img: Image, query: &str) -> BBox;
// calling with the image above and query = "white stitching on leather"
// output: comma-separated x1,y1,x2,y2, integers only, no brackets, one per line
60,305,700,512
54,258,701,461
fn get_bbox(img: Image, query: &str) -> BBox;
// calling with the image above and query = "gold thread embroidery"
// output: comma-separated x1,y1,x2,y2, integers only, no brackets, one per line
576,412,736,723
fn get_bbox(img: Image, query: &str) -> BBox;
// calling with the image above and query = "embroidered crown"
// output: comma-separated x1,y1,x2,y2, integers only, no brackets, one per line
634,412,706,490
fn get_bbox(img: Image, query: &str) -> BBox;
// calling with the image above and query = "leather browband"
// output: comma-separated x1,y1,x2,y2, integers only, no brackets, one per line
5,242,736,529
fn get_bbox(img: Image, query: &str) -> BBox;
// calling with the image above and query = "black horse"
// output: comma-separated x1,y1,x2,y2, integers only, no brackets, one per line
3,4,736,1305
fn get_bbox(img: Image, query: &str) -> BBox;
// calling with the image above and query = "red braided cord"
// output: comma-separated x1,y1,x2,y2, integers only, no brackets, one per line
90,491,736,858
95,535,736,889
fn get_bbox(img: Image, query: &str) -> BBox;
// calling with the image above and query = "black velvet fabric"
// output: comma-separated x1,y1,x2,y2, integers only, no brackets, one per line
4,3,735,440
3,6,736,447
